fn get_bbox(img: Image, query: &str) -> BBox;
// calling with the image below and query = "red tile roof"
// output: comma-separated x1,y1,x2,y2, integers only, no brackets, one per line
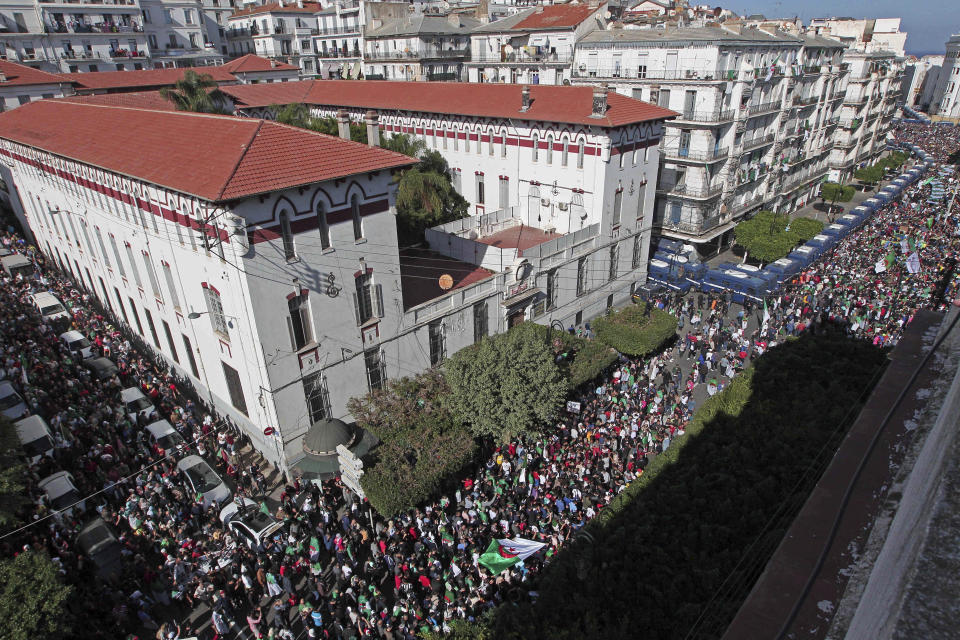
230,1,322,17
0,101,416,202
58,90,179,111
513,3,603,30
222,80,677,128
219,54,299,74
477,225,561,253
0,60,72,87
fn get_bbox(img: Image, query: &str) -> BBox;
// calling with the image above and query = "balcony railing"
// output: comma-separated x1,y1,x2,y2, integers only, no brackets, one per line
228,26,259,37
843,94,868,106
735,168,769,187
314,26,360,36
317,48,360,58
746,100,782,116
570,67,728,81
802,64,822,75
365,48,470,60
108,48,144,58
658,215,722,235
427,72,458,81
733,194,765,215
40,0,136,4
657,182,723,199
661,146,729,163
469,51,571,64
47,21,143,33
792,94,818,107
674,108,735,124
740,133,776,152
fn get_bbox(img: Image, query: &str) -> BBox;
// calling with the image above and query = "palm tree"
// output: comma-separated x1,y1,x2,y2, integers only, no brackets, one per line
160,70,229,114
379,133,427,159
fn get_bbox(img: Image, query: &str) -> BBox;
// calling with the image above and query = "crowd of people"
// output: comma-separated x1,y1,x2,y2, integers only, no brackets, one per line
0,124,958,640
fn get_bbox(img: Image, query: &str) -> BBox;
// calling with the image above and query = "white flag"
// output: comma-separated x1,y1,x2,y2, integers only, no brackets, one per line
900,238,909,254
875,259,886,273
497,537,546,561
906,252,921,274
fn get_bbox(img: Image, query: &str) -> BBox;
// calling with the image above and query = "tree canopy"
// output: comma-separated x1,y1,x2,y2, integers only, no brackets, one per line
444,323,568,442
592,306,678,358
820,182,855,204
734,210,824,264
0,416,28,529
160,70,229,114
0,550,73,640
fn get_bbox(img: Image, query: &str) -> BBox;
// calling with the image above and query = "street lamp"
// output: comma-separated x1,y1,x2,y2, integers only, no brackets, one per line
187,310,236,329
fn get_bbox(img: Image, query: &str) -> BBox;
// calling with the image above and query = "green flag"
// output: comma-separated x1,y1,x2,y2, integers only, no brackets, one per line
884,251,897,270
478,540,520,576
927,216,935,229
259,501,270,515
308,537,320,556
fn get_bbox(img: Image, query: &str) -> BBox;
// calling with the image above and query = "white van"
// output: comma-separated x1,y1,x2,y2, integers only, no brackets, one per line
1,254,33,279
120,387,155,423
15,415,55,464
30,292,70,324
145,419,185,456
38,471,85,516
59,330,94,359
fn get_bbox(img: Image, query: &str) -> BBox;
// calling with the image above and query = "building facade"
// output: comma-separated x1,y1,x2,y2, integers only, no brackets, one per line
930,35,960,119
225,1,320,76
363,13,476,82
903,55,943,112
312,0,363,79
807,17,907,57
0,59,74,110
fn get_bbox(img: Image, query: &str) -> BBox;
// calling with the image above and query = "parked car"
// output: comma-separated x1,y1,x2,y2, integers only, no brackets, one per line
15,415,55,464
76,517,123,580
30,291,70,324
0,379,28,420
145,420,185,457
83,356,119,381
59,330,94,359
219,497,283,549
38,471,85,516
120,387,155,423
177,455,230,507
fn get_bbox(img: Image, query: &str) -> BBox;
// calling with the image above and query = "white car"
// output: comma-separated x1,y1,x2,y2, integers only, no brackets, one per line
15,415,55,464
30,291,70,324
219,497,284,549
145,420,186,456
177,455,231,507
0,380,28,420
59,330,94,359
120,387,155,423
38,471,85,516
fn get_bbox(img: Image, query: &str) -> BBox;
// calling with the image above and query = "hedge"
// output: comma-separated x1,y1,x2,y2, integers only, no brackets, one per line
567,339,619,388
734,211,824,264
592,306,678,357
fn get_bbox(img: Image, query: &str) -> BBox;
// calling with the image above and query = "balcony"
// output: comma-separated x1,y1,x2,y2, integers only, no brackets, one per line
570,66,728,81
469,51,570,65
802,64,822,75
318,48,360,59
740,133,776,152
792,94,818,107
47,20,143,34
843,94,868,106
673,108,736,124
366,48,470,61
661,146,729,163
228,26,259,37
658,215,722,236
839,118,862,131
314,26,360,36
427,72,458,81
782,166,828,192
746,101,781,117
657,182,723,199
109,48,144,59
735,168,769,187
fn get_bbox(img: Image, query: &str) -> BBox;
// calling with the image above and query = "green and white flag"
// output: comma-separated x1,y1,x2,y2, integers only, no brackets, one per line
478,537,545,575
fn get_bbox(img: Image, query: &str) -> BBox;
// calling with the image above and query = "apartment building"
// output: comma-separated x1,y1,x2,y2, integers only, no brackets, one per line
808,17,907,57
904,56,943,112
199,0,239,56
0,58,74,110
225,0,319,76
570,25,843,251
467,2,605,85
829,49,903,181
930,34,960,119
363,12,477,82
312,0,363,79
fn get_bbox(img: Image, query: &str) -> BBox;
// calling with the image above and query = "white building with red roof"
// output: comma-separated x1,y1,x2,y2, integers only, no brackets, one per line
466,1,607,85
226,1,322,77
0,59,74,111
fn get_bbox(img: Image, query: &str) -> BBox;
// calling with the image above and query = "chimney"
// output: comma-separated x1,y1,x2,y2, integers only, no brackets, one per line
336,109,351,140
520,85,532,112
364,110,380,147
590,83,608,118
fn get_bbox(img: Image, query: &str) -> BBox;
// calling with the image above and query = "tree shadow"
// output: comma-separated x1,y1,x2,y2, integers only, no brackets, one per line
490,329,889,640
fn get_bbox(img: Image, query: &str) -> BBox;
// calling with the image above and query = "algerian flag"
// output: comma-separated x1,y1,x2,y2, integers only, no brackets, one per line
478,538,545,575
875,259,886,273
906,252,921,274
927,216,935,229
308,537,320,557
884,251,897,270
762,299,770,325
259,501,270,515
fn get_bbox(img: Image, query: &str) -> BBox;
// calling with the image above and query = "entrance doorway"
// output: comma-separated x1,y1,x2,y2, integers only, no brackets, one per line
507,308,526,328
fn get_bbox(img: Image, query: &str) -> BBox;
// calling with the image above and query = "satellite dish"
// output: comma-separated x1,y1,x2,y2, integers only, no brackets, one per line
504,44,514,54
438,274,454,290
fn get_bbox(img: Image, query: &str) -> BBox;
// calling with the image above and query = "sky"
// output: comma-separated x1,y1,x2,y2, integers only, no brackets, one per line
716,0,958,56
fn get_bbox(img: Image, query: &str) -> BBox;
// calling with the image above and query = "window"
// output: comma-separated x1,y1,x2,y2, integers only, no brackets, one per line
488,131,494,156
114,288,129,324
632,234,643,269
162,263,180,309
501,132,507,157
95,228,110,267
182,334,199,377
576,256,589,296
532,134,539,162
350,195,363,240
168,34,178,48
222,362,248,415
189,33,198,49
303,372,331,423
185,9,194,24
473,301,488,343
164,9,174,23
353,273,381,325
111,237,124,274
144,308,160,347
442,126,448,149
125,244,141,287
364,349,386,391
128,297,144,335
162,320,179,363
638,53,648,79
562,136,569,166
499,176,509,209
428,320,445,365
288,293,313,350
476,174,485,204
148,34,158,49
316,201,330,250
279,209,295,260
636,183,646,220
612,189,622,227
451,170,461,194
203,285,229,335
143,253,161,299
608,243,619,281
546,268,558,309
546,135,554,164
577,139,585,169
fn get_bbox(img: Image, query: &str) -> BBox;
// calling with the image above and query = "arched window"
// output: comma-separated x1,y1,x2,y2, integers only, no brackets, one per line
442,126,448,149
279,209,295,260
532,134,540,162
577,139,585,169
561,135,569,167
316,201,330,250
488,128,494,155
500,129,508,157
527,185,541,222
546,134,554,164
288,292,313,350
351,194,363,240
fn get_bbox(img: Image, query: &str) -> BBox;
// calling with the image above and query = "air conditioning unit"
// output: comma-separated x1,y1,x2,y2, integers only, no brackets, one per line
558,202,568,211
541,198,551,207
